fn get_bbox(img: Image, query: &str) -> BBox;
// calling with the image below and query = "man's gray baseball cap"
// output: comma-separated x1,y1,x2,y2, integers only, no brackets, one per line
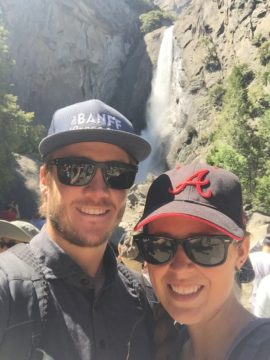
39,99,151,162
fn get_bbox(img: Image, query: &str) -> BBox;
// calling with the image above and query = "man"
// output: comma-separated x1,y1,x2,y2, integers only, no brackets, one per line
0,219,39,252
0,201,20,221
0,99,155,360
250,224,270,310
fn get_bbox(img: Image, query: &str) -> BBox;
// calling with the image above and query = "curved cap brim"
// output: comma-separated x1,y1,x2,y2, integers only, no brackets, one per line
39,128,151,162
134,201,244,240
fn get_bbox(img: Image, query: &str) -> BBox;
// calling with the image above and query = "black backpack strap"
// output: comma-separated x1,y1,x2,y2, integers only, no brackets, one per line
9,243,50,348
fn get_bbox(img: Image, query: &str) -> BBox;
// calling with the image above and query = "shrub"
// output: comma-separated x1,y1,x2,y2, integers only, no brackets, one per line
259,40,270,66
209,83,225,109
253,161,270,213
139,10,173,34
199,37,221,72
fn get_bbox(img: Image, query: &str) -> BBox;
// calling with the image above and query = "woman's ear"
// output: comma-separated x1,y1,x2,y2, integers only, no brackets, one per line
236,234,250,269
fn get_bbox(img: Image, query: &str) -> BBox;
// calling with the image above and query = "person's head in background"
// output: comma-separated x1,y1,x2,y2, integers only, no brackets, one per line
0,220,39,253
133,162,251,328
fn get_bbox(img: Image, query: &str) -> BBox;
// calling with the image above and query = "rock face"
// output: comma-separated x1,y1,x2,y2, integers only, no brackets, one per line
1,0,143,127
1,154,41,219
1,0,269,216
154,0,191,13
165,0,270,166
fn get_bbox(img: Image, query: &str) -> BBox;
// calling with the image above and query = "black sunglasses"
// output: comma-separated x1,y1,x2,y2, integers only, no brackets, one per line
47,157,138,190
133,234,236,267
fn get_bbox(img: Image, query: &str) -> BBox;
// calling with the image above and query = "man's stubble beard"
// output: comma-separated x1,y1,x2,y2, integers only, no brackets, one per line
48,200,126,248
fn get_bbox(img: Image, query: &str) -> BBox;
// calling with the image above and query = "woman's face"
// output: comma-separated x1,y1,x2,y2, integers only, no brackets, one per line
147,216,248,325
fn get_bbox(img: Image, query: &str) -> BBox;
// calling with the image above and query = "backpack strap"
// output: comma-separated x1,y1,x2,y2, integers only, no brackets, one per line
9,243,50,348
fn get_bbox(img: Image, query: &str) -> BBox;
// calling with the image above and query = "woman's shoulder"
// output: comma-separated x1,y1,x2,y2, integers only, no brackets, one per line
226,317,270,360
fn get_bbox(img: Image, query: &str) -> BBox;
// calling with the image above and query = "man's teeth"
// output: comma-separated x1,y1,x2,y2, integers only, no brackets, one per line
171,285,201,295
79,208,107,215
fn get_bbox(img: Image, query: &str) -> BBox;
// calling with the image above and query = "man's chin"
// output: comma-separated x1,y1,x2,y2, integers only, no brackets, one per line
64,233,109,248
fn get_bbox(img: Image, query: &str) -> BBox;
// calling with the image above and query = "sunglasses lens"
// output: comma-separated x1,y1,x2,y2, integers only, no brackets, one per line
57,159,95,186
50,158,137,189
104,163,137,190
135,235,231,267
136,236,175,265
186,236,227,266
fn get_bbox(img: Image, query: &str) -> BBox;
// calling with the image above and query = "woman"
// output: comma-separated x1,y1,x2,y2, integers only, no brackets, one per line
133,162,270,359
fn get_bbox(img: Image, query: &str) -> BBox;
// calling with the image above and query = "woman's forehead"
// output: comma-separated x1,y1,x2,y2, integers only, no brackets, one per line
148,216,223,236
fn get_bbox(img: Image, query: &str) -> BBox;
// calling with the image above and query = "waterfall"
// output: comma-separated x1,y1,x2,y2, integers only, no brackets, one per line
136,26,174,183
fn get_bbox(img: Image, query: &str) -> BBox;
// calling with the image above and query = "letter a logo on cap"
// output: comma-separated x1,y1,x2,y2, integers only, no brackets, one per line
169,169,212,198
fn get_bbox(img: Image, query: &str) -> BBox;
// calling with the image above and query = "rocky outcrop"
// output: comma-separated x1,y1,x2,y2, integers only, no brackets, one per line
113,27,165,131
1,154,41,219
165,0,270,166
154,0,191,13
1,0,269,216
1,0,143,127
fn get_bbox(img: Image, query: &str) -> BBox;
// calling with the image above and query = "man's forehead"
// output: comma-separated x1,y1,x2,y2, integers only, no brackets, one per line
50,141,130,160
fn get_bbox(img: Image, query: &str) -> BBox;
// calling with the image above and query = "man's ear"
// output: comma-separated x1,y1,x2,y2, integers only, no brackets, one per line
236,234,250,269
40,165,48,195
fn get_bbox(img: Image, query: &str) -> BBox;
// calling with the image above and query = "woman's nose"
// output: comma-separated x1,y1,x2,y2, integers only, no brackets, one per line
170,245,194,270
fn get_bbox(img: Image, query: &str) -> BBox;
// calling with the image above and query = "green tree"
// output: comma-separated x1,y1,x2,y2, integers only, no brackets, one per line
0,25,45,195
206,64,269,209
139,10,173,34
0,25,13,94
253,160,270,213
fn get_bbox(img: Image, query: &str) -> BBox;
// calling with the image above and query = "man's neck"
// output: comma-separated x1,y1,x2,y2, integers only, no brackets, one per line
46,223,108,278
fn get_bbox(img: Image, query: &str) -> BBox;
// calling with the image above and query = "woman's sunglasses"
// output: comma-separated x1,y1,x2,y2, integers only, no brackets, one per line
133,234,237,267
47,157,138,190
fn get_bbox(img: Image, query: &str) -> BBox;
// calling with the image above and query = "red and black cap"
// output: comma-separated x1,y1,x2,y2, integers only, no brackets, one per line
134,162,245,240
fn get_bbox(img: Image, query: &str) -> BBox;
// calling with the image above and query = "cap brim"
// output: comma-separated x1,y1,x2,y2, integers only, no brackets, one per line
134,201,244,240
0,221,31,243
39,128,151,162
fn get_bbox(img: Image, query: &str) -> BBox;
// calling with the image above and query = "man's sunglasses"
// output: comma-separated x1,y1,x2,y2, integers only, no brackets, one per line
133,234,237,267
47,157,138,190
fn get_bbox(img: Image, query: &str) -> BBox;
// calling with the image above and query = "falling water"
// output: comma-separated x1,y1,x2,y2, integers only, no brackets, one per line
137,26,174,182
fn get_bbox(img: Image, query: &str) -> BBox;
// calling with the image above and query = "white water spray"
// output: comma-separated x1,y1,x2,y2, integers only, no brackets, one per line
137,26,174,182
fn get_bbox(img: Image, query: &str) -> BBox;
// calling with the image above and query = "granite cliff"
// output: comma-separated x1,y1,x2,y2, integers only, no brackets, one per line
166,0,270,166
1,0,151,128
0,0,269,217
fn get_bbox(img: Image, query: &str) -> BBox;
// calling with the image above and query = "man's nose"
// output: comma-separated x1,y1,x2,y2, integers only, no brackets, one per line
84,168,109,193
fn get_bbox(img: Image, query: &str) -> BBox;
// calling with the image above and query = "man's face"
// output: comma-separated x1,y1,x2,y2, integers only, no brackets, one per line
40,142,130,248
